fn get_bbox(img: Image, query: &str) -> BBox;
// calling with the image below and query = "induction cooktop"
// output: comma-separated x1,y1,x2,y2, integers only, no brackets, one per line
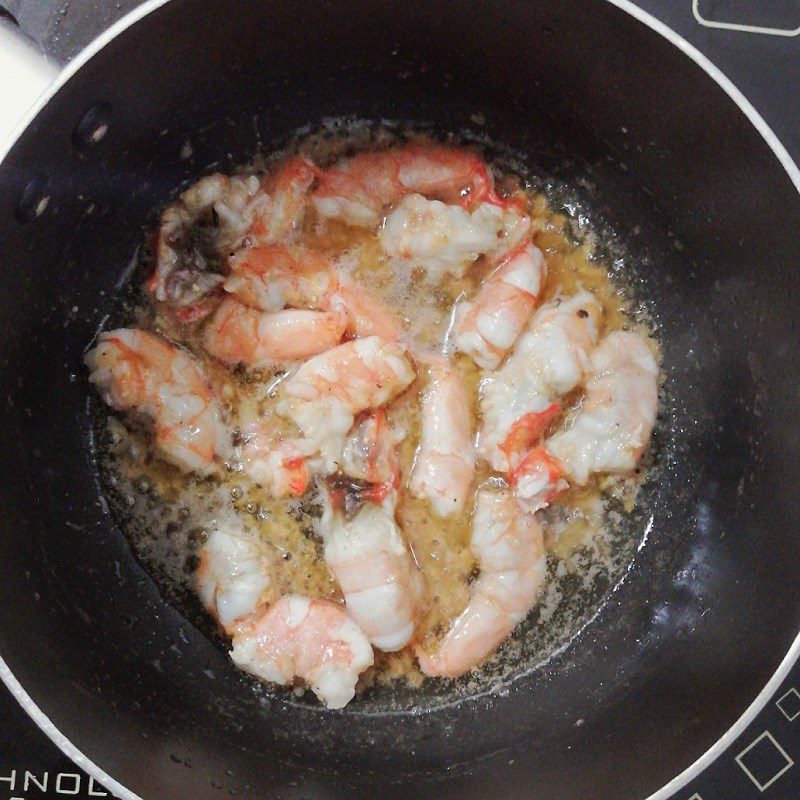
0,1,798,798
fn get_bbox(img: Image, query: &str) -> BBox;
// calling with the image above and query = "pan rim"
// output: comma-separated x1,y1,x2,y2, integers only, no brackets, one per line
0,1,798,798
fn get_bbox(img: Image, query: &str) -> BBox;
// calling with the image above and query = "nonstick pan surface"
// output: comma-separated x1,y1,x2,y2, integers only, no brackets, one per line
0,2,799,799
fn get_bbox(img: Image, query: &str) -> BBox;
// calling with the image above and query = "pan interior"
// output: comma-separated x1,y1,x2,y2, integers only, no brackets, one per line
89,120,674,713
0,2,798,799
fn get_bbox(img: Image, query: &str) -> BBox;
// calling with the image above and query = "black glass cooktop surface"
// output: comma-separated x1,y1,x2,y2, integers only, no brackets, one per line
0,1,799,798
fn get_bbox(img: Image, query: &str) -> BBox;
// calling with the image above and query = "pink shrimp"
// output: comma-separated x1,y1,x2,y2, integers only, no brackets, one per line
203,297,346,367
323,491,423,652
409,359,475,517
230,596,374,708
223,244,402,339
245,156,319,245
196,524,275,634
239,420,316,497
330,273,404,340
416,487,546,678
479,291,603,472
277,336,416,470
453,240,548,370
149,173,263,321
379,194,515,279
85,328,228,474
223,244,337,312
148,158,318,322
312,142,514,228
511,331,659,513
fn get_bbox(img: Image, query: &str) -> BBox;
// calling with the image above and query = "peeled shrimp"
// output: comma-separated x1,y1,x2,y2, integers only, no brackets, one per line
200,524,374,707
224,244,402,339
312,142,508,228
330,272,404,340
231,596,373,709
246,156,318,245
149,173,263,321
512,331,659,513
196,524,274,634
416,487,546,678
223,244,337,312
380,194,514,279
409,359,475,517
277,336,416,470
149,159,316,321
203,297,346,367
453,240,547,370
323,495,423,652
85,328,228,474
239,420,316,497
479,291,602,472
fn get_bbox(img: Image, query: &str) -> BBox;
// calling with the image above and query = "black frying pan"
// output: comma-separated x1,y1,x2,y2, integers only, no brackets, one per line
1,1,799,799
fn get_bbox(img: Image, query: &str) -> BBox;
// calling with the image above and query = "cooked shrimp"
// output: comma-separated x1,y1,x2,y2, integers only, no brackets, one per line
246,156,318,245
380,194,514,279
390,143,505,208
330,272,404,339
223,245,336,312
416,487,546,677
203,297,346,367
479,291,602,472
512,331,659,513
149,173,263,321
453,240,547,370
277,336,416,470
149,158,317,321
239,420,316,497
196,524,274,634
224,244,402,339
323,494,423,652
85,328,228,474
231,596,373,709
312,142,510,228
409,359,475,517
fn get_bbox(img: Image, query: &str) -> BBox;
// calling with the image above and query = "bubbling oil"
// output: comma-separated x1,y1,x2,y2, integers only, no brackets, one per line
92,127,660,704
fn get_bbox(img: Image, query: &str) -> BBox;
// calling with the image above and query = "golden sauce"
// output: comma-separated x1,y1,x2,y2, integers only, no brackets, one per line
97,143,658,693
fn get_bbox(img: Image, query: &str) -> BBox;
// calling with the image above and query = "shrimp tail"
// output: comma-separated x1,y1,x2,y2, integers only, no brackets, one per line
510,445,568,512
325,472,395,520
172,294,222,324
282,456,309,496
499,403,561,463
462,158,526,214
362,479,396,506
